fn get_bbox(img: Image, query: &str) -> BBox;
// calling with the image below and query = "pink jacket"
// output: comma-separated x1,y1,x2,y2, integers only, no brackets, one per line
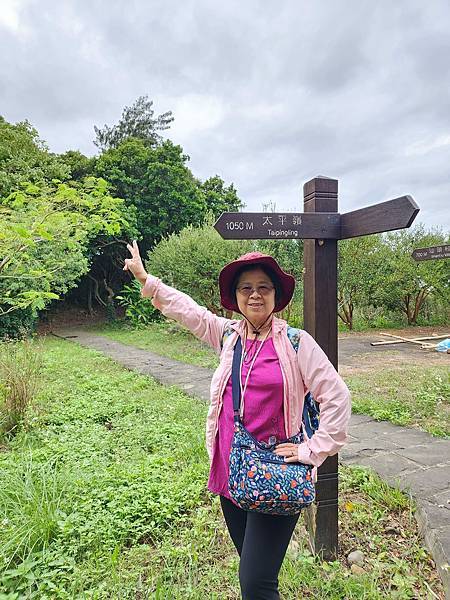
142,275,351,469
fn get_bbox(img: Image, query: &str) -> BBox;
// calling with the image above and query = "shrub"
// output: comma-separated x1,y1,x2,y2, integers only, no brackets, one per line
116,279,161,326
147,223,306,320
0,307,37,340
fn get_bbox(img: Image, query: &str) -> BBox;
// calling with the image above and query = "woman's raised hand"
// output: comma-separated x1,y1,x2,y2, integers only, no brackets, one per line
123,240,148,285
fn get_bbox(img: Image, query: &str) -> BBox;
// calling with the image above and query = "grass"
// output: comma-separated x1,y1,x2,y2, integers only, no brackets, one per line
347,365,450,438
95,320,450,438
0,460,66,567
0,337,444,598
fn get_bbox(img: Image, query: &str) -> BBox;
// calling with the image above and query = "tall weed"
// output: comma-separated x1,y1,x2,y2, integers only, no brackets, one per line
0,339,43,437
0,459,66,570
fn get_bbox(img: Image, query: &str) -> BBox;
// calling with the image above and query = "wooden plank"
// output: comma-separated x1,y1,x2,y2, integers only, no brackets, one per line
214,212,340,240
303,176,339,561
340,195,419,239
378,332,438,347
371,334,450,346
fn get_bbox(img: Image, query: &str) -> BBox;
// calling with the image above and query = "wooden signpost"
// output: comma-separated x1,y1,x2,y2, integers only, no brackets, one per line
214,176,419,560
412,244,450,261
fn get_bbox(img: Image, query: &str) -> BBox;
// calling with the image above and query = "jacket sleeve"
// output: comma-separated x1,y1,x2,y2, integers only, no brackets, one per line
296,330,351,467
141,275,233,353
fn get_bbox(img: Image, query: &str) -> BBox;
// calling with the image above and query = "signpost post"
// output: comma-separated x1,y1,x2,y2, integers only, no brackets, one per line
302,177,339,558
214,175,419,559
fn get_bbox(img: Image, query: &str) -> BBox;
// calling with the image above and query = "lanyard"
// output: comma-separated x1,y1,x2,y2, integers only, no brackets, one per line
238,327,271,419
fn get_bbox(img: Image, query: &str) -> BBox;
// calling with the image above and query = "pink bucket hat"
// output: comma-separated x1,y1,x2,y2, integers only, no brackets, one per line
219,252,296,313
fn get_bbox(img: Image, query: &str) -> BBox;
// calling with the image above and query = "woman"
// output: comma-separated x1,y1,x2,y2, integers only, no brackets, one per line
124,242,351,600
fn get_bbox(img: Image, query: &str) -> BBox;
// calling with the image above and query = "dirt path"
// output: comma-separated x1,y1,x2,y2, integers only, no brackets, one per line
338,327,449,374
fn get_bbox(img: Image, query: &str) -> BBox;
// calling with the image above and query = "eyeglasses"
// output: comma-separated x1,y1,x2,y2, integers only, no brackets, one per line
236,284,275,297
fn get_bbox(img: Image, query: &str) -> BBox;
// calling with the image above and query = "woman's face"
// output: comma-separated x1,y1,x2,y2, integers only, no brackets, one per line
235,267,276,327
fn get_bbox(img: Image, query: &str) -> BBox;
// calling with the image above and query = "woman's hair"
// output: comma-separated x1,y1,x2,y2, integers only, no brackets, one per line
231,264,282,306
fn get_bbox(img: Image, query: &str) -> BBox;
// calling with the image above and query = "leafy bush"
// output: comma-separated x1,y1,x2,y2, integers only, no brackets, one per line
148,222,308,319
0,116,69,198
116,279,161,326
0,307,37,340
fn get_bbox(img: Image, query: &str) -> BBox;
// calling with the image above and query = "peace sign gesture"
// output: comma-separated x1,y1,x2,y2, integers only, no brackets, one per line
123,240,148,285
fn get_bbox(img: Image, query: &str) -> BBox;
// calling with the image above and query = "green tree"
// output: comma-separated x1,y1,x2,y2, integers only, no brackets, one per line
0,117,69,198
95,138,206,251
58,150,96,181
0,178,131,335
93,95,173,151
200,175,244,217
373,226,449,325
337,235,384,329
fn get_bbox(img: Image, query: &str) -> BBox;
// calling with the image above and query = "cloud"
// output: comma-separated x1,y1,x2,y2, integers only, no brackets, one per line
1,0,449,230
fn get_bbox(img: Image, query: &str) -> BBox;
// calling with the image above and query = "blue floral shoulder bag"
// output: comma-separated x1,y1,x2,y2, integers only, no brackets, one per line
227,330,320,516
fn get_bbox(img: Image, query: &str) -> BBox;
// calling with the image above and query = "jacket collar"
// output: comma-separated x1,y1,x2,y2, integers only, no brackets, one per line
230,315,286,335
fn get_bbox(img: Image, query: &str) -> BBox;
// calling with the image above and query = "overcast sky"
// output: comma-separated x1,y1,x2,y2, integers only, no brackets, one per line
1,0,450,231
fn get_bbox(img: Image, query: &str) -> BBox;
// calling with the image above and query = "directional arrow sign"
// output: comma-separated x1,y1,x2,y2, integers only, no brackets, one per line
340,195,419,239
412,244,450,261
214,212,341,240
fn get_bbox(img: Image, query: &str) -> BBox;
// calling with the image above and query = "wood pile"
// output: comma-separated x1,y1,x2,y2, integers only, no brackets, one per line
371,333,450,352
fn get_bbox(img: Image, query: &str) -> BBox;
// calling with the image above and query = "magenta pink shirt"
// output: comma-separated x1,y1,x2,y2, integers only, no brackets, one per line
207,337,286,499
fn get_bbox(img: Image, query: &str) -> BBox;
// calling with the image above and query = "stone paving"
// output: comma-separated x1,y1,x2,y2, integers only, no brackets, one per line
54,329,450,597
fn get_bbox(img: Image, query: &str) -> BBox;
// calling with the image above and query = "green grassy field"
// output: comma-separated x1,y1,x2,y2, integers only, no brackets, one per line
348,365,449,437
96,321,450,438
0,338,444,598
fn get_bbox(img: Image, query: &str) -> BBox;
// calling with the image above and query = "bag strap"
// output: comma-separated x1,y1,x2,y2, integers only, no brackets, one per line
286,326,320,438
221,325,235,349
302,392,319,438
231,335,243,424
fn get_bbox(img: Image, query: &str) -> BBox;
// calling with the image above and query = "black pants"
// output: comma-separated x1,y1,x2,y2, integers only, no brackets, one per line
220,496,299,600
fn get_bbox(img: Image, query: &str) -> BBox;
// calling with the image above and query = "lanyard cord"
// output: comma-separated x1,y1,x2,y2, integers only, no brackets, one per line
242,312,273,363
238,326,271,419
245,312,273,335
